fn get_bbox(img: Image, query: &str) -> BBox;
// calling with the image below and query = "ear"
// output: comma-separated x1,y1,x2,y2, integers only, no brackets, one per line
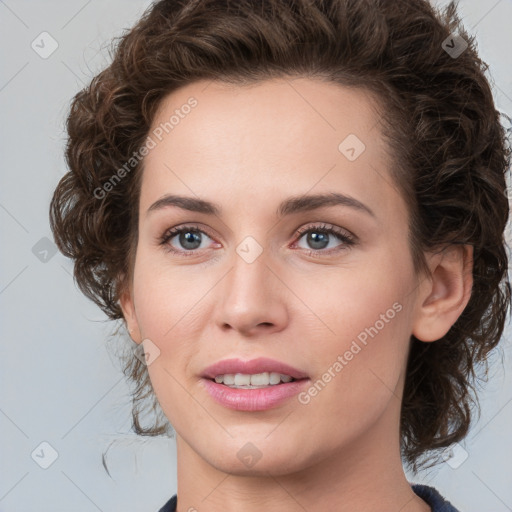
412,244,473,342
118,278,142,344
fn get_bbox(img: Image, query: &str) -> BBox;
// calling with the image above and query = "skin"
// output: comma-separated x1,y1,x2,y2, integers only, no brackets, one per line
120,77,473,512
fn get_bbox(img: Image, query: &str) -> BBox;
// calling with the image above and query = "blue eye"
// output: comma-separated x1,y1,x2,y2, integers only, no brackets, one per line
294,223,355,256
159,226,214,255
159,223,356,257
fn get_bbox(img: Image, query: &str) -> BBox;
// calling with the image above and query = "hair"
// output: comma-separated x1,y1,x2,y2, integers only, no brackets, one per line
49,0,511,474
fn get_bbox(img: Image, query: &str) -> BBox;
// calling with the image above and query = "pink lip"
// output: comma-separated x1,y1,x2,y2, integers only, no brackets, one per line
201,357,308,380
201,378,309,411
200,357,309,411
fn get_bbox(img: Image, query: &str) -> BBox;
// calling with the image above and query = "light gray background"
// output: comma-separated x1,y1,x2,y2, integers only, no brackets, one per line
1,1,511,511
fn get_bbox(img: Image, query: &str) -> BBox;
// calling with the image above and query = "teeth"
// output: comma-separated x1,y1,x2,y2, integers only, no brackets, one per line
235,373,251,386
213,372,295,388
222,374,235,385
269,372,281,385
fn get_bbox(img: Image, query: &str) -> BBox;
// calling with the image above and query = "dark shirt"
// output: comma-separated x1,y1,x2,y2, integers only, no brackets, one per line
158,483,460,511
411,484,461,511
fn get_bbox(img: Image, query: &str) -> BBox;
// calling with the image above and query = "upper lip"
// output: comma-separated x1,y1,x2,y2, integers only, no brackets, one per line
201,357,309,380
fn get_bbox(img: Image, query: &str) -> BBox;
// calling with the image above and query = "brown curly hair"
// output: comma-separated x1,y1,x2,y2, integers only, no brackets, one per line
49,0,511,473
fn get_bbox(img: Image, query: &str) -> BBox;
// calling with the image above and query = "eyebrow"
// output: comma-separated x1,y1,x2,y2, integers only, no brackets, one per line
146,192,375,218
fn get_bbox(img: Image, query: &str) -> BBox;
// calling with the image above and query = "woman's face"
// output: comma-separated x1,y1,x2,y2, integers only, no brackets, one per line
122,77,427,475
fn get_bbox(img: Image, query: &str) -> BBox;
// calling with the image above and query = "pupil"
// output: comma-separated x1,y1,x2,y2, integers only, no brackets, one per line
308,232,328,249
180,231,201,250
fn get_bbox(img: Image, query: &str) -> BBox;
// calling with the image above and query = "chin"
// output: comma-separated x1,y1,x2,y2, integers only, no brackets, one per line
202,441,311,477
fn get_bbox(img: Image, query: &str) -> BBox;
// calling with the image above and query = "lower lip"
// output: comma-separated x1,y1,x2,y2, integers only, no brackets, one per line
201,378,310,411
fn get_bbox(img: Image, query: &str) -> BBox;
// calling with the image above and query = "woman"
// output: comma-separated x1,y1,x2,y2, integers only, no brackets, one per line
49,0,511,510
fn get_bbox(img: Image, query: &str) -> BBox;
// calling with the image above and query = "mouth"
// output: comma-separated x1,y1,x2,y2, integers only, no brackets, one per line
208,371,302,389
200,357,310,410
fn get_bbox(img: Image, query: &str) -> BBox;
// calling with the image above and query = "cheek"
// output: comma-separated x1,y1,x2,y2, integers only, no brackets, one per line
131,246,206,339
293,245,414,348
130,250,212,393
293,247,414,404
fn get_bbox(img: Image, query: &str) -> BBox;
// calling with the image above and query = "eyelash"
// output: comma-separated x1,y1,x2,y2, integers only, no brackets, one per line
158,223,356,258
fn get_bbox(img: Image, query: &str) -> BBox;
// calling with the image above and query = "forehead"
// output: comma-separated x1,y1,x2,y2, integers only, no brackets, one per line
139,77,402,222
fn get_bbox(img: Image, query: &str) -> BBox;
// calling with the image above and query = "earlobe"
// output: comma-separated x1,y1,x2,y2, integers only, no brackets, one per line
119,283,142,344
412,244,473,342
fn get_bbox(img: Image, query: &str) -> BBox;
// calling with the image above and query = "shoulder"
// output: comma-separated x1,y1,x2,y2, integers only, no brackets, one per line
411,483,462,512
157,494,177,512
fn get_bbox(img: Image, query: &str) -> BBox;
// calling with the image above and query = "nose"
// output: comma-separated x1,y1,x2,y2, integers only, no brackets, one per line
214,248,289,337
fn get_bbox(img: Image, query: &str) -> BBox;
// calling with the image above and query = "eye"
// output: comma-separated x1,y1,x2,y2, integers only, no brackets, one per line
293,223,356,256
159,225,217,256
158,222,356,258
